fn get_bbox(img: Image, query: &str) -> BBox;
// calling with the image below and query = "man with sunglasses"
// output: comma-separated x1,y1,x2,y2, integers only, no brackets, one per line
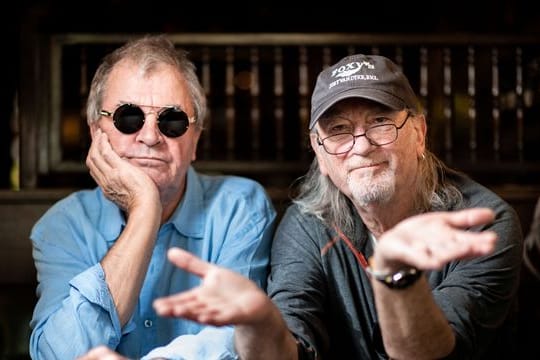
113,53,523,360
28,34,276,359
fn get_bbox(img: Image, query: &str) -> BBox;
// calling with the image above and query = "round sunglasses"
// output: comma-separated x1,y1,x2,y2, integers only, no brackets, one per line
99,104,195,138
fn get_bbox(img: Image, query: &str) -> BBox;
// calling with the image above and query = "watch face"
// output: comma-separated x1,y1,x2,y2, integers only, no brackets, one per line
374,268,423,289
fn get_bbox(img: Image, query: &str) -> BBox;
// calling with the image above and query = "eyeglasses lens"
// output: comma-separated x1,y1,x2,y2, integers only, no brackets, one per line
113,104,190,138
113,104,145,134
157,107,189,138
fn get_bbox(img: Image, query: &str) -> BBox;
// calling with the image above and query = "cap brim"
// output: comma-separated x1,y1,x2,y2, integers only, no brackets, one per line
309,88,405,129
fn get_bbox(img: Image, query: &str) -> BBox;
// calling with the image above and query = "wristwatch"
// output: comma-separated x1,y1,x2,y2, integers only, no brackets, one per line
366,266,423,290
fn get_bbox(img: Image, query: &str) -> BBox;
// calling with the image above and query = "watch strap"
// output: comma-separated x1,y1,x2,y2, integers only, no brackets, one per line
366,266,423,289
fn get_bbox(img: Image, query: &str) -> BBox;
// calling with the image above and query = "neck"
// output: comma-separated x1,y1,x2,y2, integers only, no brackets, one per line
354,198,418,238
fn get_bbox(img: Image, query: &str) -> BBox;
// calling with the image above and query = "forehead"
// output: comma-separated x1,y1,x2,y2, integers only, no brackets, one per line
105,60,191,108
326,98,389,116
318,98,391,124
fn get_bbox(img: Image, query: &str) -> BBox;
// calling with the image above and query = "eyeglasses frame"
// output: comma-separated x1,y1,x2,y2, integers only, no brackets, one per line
316,111,413,155
99,103,196,137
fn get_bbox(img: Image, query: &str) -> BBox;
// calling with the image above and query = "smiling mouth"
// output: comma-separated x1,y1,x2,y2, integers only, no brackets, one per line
351,161,384,171
361,163,379,168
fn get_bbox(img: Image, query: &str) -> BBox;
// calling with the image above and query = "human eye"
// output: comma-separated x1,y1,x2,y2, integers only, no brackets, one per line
326,133,352,144
372,116,393,125
326,120,353,134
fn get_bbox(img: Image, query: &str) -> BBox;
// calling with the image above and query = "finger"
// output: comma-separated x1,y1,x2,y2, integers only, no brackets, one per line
430,233,497,267
155,295,212,322
167,247,212,278
170,299,209,319
382,230,498,270
87,153,108,186
453,230,498,255
446,208,495,228
153,290,199,315
170,300,229,326
86,131,112,177
95,131,122,168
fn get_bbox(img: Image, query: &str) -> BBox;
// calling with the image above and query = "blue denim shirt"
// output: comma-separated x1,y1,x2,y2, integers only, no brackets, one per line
29,166,276,359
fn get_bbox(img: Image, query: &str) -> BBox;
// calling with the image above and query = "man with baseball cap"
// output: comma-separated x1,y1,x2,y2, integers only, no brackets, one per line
81,54,523,360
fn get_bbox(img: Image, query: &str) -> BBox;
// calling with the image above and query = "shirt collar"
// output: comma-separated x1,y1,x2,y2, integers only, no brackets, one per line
167,166,205,239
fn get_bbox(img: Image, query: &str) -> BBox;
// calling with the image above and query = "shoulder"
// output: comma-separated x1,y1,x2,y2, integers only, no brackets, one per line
452,173,523,247
453,173,516,214
191,172,276,222
275,204,329,242
37,188,102,220
31,188,108,241
197,172,272,202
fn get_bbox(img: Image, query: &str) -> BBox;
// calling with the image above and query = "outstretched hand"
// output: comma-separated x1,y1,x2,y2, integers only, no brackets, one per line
86,128,158,212
153,248,271,326
374,207,498,271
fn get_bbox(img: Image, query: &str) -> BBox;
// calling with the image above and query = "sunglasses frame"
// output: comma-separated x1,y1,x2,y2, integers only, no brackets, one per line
99,103,195,138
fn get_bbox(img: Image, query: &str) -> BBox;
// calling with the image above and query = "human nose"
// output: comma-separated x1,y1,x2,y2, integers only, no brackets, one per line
135,113,162,146
350,132,373,153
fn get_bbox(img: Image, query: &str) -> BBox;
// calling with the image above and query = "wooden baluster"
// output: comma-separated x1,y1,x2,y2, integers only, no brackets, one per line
515,46,524,161
225,46,235,159
9,91,19,189
80,46,88,108
250,47,260,157
299,46,309,157
394,46,403,70
274,47,284,160
76,46,88,152
491,48,500,161
201,47,211,157
48,39,61,172
443,47,453,162
322,47,331,67
419,47,429,114
467,46,477,162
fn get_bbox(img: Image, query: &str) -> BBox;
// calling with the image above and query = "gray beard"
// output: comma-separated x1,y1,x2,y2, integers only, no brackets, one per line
348,172,395,207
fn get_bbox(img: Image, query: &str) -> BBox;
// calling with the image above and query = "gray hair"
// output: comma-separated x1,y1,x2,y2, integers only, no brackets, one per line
86,34,206,129
293,141,464,236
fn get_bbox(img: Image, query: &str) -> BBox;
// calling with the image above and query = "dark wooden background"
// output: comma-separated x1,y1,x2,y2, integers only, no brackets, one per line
2,1,540,358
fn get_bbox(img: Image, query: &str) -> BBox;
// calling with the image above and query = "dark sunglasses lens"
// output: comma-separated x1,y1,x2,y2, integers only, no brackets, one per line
158,108,190,138
114,104,145,134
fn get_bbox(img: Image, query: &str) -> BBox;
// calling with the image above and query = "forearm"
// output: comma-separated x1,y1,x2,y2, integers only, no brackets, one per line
373,277,454,360
32,305,118,359
368,208,502,359
30,267,120,359
234,304,298,360
101,206,160,325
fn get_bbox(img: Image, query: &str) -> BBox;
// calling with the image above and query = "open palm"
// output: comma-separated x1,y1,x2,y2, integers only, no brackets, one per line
153,248,271,326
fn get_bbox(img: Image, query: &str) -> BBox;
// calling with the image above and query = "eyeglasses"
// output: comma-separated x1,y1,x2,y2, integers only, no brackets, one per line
99,103,195,138
317,112,412,155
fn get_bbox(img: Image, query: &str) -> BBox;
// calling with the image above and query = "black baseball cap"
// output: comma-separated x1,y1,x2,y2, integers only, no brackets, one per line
310,54,420,129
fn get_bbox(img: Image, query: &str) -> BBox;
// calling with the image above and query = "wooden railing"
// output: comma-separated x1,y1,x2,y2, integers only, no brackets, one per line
16,33,540,189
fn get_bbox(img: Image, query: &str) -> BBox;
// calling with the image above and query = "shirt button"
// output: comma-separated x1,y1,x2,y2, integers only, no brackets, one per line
144,319,153,328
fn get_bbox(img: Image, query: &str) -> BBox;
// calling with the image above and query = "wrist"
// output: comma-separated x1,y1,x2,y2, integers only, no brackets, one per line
367,257,423,290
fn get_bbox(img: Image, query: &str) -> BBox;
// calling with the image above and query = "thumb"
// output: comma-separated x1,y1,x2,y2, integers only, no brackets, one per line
168,247,211,278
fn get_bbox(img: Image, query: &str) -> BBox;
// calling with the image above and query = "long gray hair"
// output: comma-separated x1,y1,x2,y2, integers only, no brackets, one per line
86,34,206,129
293,148,464,236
